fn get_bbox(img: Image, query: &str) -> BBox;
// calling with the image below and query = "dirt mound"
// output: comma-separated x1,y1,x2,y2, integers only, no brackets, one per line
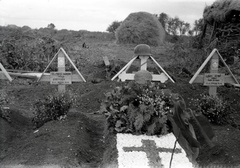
0,107,32,143
0,108,32,161
101,132,118,168
0,108,107,167
0,118,17,144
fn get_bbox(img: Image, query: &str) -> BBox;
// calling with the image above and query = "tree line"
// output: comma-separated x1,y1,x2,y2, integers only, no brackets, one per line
107,12,204,36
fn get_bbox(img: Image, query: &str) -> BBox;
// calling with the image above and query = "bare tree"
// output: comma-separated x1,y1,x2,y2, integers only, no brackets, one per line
193,19,204,35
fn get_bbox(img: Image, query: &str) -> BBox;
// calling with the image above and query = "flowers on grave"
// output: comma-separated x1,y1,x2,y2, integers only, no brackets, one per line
100,81,175,135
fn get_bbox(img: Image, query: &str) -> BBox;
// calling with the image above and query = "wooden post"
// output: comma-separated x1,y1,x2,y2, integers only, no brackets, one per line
0,63,13,82
103,56,110,67
111,56,137,81
209,52,219,97
139,56,148,70
57,51,66,93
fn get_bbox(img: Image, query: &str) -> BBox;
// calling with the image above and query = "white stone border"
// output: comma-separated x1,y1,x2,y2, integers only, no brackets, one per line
117,133,193,168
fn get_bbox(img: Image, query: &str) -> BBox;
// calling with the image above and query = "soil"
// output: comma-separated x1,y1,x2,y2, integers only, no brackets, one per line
1,40,240,168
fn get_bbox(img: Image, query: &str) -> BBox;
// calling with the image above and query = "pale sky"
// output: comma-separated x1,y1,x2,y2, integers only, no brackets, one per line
0,0,216,32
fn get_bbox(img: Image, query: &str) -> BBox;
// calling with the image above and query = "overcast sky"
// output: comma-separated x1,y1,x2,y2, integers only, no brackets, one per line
0,0,216,32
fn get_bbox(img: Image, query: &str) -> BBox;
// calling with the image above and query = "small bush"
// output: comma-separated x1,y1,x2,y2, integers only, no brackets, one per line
194,94,233,125
100,82,176,135
32,92,75,128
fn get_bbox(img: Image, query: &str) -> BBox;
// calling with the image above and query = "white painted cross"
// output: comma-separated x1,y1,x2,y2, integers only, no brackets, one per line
111,55,175,84
38,48,86,93
117,133,193,168
111,44,174,84
189,48,239,97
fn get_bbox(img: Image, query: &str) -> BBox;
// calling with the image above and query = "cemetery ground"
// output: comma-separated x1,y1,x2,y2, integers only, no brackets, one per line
1,40,240,167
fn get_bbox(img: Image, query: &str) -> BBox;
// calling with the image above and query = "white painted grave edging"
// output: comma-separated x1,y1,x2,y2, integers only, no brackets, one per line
117,133,193,168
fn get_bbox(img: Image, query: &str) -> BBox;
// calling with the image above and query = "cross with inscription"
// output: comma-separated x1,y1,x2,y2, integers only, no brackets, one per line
123,139,182,168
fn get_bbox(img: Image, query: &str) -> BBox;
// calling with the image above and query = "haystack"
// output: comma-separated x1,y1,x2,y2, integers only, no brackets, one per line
203,0,240,25
202,0,240,63
115,12,165,46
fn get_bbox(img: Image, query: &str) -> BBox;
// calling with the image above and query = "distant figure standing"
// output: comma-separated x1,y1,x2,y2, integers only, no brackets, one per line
82,42,86,48
82,42,89,49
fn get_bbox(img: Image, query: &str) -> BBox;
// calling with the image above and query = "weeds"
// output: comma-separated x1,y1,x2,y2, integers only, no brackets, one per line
32,91,76,128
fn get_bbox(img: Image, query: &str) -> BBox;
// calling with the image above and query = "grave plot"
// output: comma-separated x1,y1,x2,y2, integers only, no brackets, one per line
100,79,217,168
103,44,208,167
117,133,192,168
100,79,240,168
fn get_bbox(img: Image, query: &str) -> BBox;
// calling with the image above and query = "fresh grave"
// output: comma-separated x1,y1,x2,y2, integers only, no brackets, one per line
117,133,192,168
100,81,214,168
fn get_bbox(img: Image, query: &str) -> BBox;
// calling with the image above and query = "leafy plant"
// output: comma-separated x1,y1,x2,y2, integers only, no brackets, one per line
32,91,75,128
193,94,233,125
100,82,175,135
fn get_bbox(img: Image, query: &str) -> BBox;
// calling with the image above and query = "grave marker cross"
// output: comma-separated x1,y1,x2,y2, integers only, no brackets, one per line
123,139,181,168
38,47,86,93
189,48,239,97
111,55,175,83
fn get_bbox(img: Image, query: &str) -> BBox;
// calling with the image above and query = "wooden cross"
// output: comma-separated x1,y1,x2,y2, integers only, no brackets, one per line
38,48,86,93
57,50,67,92
123,139,181,168
0,63,13,82
111,55,175,83
189,48,239,97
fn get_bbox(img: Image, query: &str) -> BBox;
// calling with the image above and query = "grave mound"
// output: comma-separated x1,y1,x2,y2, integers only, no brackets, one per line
0,107,32,147
100,81,215,168
102,133,193,168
